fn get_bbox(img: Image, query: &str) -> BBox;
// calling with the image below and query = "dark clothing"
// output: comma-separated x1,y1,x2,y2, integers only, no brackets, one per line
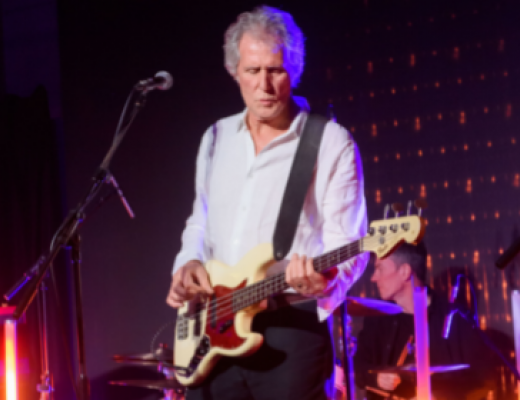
354,290,492,400
186,300,333,400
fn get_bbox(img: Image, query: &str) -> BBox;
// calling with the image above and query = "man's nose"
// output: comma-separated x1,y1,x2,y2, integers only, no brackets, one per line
259,70,272,91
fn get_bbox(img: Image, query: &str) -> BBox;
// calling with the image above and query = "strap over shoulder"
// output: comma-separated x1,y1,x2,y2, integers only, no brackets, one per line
272,114,328,261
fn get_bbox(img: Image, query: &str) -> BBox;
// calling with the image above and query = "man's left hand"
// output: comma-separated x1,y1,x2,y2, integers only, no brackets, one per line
285,254,337,297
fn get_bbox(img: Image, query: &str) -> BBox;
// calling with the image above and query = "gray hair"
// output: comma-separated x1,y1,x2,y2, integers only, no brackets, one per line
223,6,305,88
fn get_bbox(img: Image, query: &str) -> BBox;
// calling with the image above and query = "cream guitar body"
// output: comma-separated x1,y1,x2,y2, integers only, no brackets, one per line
174,243,276,387
174,216,426,387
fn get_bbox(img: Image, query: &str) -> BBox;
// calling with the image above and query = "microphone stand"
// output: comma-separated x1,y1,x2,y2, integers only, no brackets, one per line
4,86,148,400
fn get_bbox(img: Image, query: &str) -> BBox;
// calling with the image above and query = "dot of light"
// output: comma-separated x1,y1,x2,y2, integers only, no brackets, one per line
495,211,500,219
418,149,423,157
447,216,452,224
394,120,399,127
367,61,373,73
410,54,416,67
374,156,379,163
440,147,445,154
396,153,400,160
471,214,475,221
473,250,479,264
464,144,468,151
437,113,442,120
460,111,466,124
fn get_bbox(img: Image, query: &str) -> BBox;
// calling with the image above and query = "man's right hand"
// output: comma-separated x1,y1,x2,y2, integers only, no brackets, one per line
377,373,401,391
166,260,214,308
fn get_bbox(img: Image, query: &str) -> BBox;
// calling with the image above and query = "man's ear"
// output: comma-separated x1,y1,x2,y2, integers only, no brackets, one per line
399,263,413,281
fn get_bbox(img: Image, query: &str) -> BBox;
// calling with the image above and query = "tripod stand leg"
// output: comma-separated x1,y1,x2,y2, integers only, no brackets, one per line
70,233,90,400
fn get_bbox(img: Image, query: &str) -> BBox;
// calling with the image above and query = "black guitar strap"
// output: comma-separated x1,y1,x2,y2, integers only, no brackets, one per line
272,114,328,261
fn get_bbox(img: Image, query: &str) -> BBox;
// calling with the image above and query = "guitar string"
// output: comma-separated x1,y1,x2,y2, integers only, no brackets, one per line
178,231,405,326
179,239,359,323
178,232,401,327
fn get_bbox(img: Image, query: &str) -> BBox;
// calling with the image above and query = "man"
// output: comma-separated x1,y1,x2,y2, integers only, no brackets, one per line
354,242,493,400
166,6,368,400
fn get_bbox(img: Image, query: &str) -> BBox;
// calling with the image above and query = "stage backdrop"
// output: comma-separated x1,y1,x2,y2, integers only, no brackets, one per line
53,1,520,399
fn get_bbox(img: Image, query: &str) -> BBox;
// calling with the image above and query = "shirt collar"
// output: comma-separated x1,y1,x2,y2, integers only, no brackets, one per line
236,96,310,137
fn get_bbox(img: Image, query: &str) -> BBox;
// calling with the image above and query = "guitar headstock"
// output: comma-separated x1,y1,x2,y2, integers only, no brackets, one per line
363,215,426,259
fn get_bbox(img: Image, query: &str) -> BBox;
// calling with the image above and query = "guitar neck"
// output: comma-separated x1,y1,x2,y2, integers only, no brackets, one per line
231,239,363,311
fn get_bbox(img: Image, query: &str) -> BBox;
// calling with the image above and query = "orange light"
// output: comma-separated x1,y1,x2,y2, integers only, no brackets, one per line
460,111,466,124
480,73,485,80
349,95,354,101
440,147,445,154
504,71,508,77
473,250,480,264
447,216,452,224
513,174,520,188
367,61,373,73
410,54,416,67
350,126,356,133
418,149,423,157
391,88,396,94
512,138,516,144
394,120,399,127
453,47,460,60
375,190,381,204
5,320,17,400
414,117,421,131
499,248,504,255
484,106,489,114
371,124,377,137
398,186,403,194
420,184,426,197
435,81,440,88
370,92,375,98
450,252,455,259
495,211,500,219
437,113,443,120
505,103,512,118
491,176,496,183
427,255,432,269
396,153,401,160
374,156,379,163
457,78,462,84
413,85,417,91
471,214,475,221
466,179,472,193
487,141,492,148
464,144,468,151
444,181,449,188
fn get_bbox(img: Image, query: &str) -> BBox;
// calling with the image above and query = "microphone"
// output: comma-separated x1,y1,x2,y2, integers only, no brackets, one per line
443,275,462,338
135,71,173,92
109,175,135,219
495,237,520,270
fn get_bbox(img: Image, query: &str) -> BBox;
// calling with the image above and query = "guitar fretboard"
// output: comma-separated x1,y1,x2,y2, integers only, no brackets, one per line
229,239,363,312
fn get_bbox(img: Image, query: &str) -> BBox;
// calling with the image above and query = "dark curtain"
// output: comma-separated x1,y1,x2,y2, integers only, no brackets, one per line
0,86,72,400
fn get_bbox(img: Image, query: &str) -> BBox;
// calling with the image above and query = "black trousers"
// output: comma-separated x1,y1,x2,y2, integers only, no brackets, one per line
185,300,333,400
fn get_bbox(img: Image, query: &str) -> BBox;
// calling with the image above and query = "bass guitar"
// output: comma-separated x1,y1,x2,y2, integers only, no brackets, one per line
174,215,425,386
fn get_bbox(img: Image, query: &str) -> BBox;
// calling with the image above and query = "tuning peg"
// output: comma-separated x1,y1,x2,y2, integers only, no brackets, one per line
391,203,404,218
406,200,413,216
383,204,390,219
414,198,428,217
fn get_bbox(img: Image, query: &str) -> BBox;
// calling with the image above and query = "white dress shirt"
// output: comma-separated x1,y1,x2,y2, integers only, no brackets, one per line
173,98,369,320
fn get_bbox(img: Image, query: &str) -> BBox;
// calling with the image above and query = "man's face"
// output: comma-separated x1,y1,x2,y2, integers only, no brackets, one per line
371,256,407,301
235,32,292,122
